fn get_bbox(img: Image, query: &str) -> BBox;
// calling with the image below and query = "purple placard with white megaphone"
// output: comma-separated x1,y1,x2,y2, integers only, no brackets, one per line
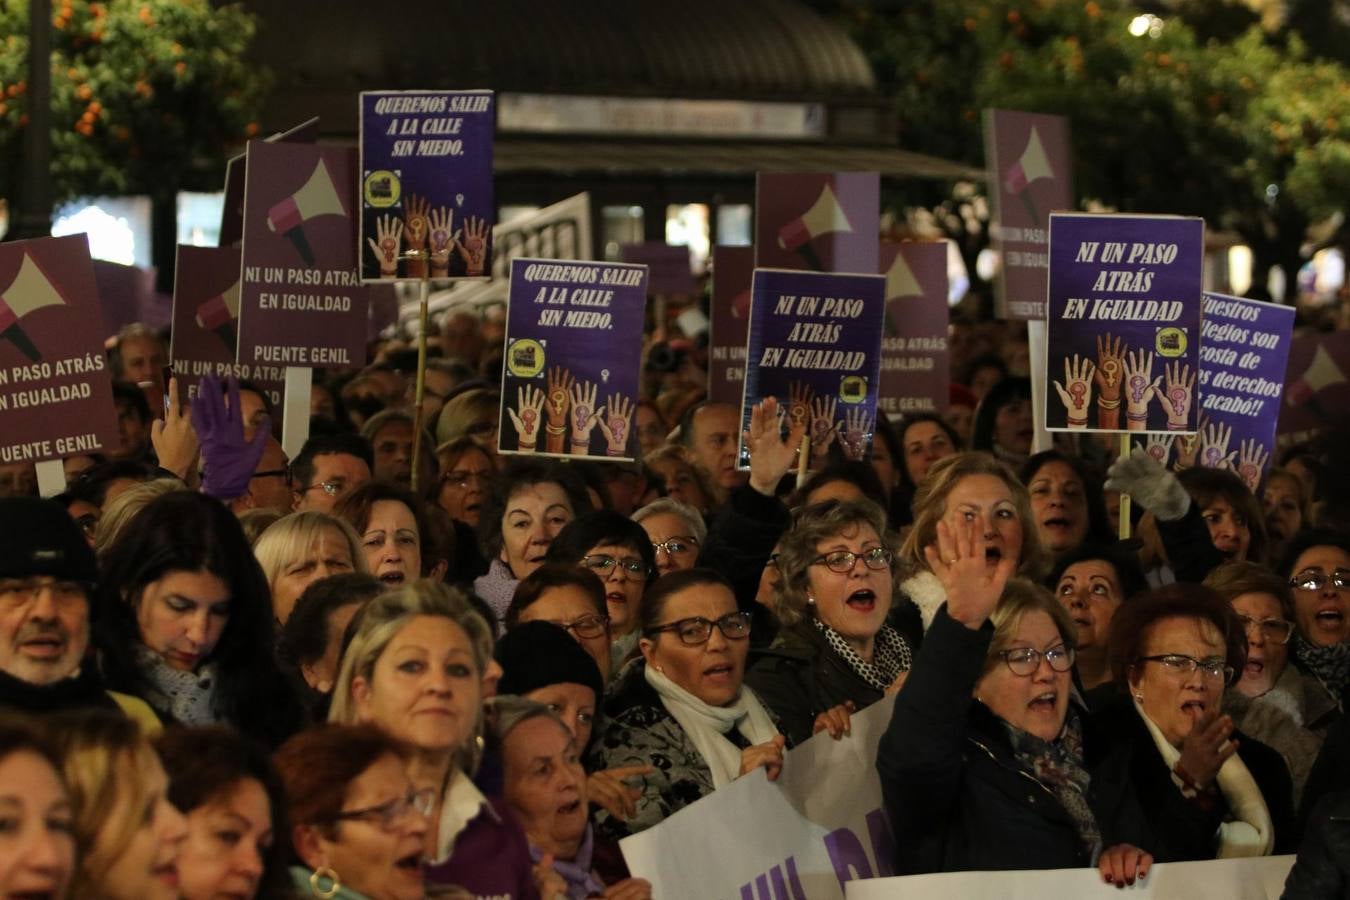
0,234,120,465
754,173,879,275
236,140,368,370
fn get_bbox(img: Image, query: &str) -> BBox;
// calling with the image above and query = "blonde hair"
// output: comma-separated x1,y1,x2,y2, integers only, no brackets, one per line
93,479,183,559
238,508,286,546
253,511,367,593
986,578,1077,669
48,710,162,897
329,581,493,729
435,388,500,446
900,452,1046,579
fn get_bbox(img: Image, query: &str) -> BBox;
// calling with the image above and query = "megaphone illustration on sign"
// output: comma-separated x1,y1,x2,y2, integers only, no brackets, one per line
777,182,853,271
882,248,924,337
1286,344,1347,407
0,253,66,362
266,158,348,266
194,278,241,354
1003,126,1055,226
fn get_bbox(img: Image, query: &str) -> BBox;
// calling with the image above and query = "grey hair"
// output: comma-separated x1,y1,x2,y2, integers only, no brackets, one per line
487,694,571,746
631,498,708,545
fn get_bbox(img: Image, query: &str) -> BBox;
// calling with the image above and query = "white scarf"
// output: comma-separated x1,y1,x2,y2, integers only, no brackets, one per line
644,664,780,789
1132,701,1273,858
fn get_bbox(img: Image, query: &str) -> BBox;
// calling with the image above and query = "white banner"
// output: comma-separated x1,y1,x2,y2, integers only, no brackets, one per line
619,696,897,900
846,855,1296,900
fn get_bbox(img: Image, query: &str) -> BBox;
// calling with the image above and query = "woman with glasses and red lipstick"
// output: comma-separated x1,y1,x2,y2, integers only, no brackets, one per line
1204,561,1338,806
589,569,784,840
1094,584,1295,859
747,498,916,747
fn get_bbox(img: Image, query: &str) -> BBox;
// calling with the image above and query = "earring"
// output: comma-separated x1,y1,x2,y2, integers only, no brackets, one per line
1133,693,1144,702
309,867,341,899
655,664,665,673
806,597,816,605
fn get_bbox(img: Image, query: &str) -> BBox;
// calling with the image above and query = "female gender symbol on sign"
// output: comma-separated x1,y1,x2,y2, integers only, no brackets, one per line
1129,375,1147,404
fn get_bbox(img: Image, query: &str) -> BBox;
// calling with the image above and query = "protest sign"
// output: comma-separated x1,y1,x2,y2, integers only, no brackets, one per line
738,268,886,468
499,258,648,461
621,696,897,900
620,243,695,296
0,235,119,465
169,244,285,413
878,242,949,418
709,246,753,406
984,109,1074,320
359,90,495,282
236,141,368,371
1044,214,1204,435
845,855,1296,900
1279,329,1350,441
755,173,879,274
1134,293,1292,490
219,117,320,248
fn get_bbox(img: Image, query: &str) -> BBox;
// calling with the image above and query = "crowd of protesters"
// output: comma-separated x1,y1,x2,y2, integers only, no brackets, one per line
2,306,1350,899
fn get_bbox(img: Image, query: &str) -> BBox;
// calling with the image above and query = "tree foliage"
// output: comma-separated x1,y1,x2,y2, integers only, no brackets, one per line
0,0,269,203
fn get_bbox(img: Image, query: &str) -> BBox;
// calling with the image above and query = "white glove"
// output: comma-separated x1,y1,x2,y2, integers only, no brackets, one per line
1105,448,1191,522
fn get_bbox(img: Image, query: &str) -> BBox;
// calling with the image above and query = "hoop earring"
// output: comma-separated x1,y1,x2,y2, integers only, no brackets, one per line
309,866,341,899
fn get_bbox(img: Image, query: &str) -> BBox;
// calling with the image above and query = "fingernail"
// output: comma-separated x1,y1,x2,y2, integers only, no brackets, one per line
1104,876,1113,885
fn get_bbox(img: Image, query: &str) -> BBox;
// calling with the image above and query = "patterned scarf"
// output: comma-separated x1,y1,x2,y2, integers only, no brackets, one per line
812,620,913,692
136,646,219,726
1003,710,1102,862
1293,634,1350,703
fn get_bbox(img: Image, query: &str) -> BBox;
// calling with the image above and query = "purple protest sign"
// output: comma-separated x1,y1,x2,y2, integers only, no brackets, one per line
499,258,649,461
1279,330,1350,442
359,90,494,282
739,268,886,468
170,244,286,413
237,141,368,371
1045,213,1204,435
619,243,695,295
1133,293,1292,491
708,246,753,406
0,235,120,465
755,173,879,274
878,242,949,418
219,117,320,248
984,109,1074,320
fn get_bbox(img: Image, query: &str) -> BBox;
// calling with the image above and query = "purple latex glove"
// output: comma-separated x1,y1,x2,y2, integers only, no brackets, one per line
191,374,270,500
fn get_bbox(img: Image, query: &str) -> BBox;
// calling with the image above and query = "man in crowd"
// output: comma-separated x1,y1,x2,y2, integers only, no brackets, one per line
290,433,373,513
229,436,292,515
0,496,158,727
680,402,747,491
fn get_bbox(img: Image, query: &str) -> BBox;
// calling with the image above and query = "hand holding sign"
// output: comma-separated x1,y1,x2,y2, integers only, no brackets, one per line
456,215,489,277
366,214,403,278
1123,348,1162,431
1162,360,1196,431
1052,354,1095,429
597,393,635,457
506,384,545,452
1237,439,1269,493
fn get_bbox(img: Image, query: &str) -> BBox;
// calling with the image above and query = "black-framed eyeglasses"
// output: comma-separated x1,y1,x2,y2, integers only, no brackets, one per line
0,577,91,605
251,469,288,480
1235,614,1294,644
811,547,893,574
1289,569,1350,592
303,479,344,497
323,787,436,831
580,555,648,577
652,537,699,558
996,644,1075,676
1138,654,1234,682
554,613,610,640
645,611,752,645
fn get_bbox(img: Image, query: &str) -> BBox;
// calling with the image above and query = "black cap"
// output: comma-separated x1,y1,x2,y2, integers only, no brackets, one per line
0,497,99,585
495,620,604,703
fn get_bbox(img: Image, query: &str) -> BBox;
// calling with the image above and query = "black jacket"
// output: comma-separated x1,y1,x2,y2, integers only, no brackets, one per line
1087,692,1297,858
877,606,1096,874
1282,791,1350,900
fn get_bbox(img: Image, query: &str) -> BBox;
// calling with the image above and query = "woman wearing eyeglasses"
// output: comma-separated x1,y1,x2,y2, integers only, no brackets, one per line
274,723,432,900
589,569,784,840
632,498,705,575
746,498,916,747
1204,561,1338,806
544,511,658,670
879,518,1153,881
1094,583,1294,859
1280,529,1350,703
506,565,614,689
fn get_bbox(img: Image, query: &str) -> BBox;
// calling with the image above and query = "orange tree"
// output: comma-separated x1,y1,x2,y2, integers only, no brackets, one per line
0,0,269,203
